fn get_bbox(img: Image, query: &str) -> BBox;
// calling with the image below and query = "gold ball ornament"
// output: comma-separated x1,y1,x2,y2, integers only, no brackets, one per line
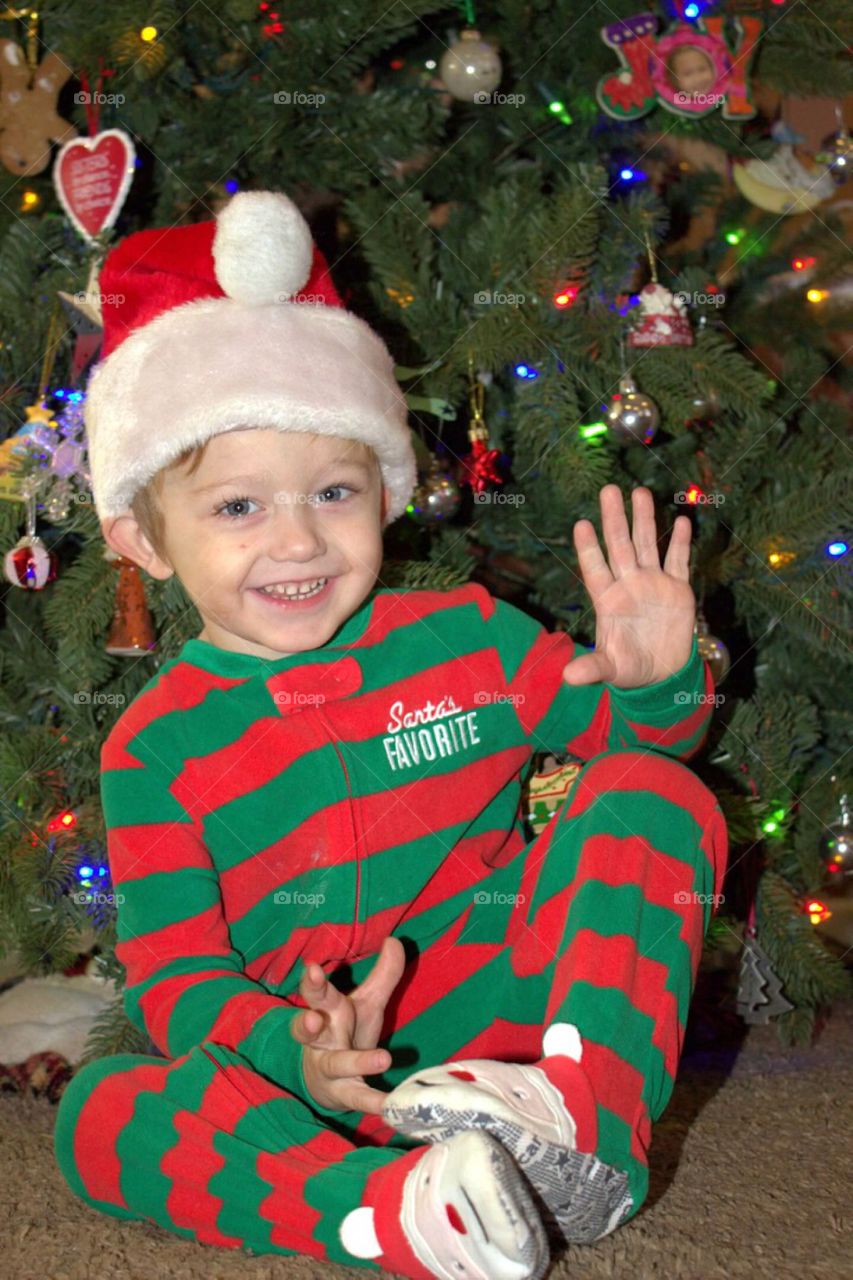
606,374,659,444
695,613,730,685
407,457,461,524
438,30,502,102
686,389,720,425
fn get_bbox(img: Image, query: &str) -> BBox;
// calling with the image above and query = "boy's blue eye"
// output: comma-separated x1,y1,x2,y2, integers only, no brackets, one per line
214,485,357,516
311,483,353,504
215,496,259,519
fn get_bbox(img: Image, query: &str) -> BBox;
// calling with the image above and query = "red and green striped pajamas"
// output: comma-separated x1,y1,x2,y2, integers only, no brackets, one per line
54,584,728,1271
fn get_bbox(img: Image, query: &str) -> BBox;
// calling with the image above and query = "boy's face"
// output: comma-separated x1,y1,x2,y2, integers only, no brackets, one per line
106,428,388,660
668,47,715,96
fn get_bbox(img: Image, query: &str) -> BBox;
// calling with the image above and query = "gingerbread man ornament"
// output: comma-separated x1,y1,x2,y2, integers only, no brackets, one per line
0,39,77,175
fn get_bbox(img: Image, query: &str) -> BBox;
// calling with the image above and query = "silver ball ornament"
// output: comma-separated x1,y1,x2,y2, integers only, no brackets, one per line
438,29,502,102
819,126,853,184
820,796,852,876
606,374,659,444
686,390,720,425
695,613,731,685
407,457,461,524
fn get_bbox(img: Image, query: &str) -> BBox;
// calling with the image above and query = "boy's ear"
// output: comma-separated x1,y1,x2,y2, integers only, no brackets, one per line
100,512,175,581
380,485,392,525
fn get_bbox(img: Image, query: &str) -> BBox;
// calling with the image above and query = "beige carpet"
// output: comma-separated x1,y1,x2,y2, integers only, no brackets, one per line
2,987,851,1280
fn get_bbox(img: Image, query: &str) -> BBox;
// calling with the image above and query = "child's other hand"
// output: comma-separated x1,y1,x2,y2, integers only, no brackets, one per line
562,484,696,689
290,935,406,1114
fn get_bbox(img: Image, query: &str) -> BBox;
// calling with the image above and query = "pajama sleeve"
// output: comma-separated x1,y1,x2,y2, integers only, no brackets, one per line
100,733,333,1113
482,590,715,762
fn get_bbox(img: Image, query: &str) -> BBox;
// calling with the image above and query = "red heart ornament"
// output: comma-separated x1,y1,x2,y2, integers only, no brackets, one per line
53,129,136,242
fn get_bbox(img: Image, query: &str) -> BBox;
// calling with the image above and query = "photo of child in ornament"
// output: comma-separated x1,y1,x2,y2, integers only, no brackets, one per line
665,44,717,99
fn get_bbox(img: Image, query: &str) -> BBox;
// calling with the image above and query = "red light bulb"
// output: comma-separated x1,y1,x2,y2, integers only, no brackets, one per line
554,285,579,308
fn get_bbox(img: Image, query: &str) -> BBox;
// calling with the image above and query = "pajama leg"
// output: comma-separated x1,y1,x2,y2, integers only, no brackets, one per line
52,1039,428,1272
368,748,728,1222
512,747,728,1213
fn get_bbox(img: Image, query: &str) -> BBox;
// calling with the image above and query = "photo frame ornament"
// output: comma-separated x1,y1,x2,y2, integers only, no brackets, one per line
596,12,763,121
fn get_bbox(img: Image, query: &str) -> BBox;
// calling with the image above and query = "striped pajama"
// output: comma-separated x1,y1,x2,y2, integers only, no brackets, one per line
54,584,727,1272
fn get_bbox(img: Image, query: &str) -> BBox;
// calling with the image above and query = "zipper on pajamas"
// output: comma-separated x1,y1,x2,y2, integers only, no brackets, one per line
322,713,367,959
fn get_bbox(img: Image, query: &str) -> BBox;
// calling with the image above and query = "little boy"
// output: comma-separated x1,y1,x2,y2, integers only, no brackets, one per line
54,191,728,1280
665,44,717,100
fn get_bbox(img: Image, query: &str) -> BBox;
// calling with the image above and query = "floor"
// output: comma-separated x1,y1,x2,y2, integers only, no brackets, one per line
2,973,851,1280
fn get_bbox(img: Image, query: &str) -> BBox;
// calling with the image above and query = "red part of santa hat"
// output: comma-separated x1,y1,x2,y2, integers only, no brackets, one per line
85,190,415,522
97,214,344,359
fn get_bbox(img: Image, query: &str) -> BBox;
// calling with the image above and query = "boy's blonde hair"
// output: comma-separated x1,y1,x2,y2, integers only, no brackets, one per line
130,433,381,561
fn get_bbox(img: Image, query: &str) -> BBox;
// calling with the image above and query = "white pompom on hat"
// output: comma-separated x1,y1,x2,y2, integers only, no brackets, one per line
212,189,315,303
84,190,416,523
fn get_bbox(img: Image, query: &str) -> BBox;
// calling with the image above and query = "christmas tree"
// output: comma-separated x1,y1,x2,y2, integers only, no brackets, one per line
0,1,851,1061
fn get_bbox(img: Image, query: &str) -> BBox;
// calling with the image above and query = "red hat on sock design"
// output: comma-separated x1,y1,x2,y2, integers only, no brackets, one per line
84,190,416,523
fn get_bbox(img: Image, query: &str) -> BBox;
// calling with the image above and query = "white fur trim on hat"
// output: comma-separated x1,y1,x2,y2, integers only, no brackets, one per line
212,190,314,304
85,296,417,523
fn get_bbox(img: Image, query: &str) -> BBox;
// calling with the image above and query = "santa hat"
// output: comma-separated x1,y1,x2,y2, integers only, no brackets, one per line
84,190,416,523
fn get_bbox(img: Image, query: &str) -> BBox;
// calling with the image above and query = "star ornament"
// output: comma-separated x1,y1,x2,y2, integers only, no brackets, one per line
459,438,503,493
24,403,58,429
57,288,104,336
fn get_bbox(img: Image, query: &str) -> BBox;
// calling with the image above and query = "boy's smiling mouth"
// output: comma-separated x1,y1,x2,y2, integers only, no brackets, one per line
253,577,330,603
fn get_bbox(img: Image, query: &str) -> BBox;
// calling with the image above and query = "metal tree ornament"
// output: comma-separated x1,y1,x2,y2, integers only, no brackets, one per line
3,489,57,589
820,791,852,878
628,229,693,349
606,329,660,445
459,357,503,493
407,454,462,525
816,104,853,184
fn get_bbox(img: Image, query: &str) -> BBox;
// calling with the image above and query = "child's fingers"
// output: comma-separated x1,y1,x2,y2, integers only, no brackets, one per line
662,514,692,581
321,1046,390,1079
299,962,342,1012
290,1007,326,1045
338,1079,391,1116
352,936,406,1019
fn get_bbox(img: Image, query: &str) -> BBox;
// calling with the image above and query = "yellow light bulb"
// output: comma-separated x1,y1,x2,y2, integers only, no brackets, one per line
140,25,158,42
806,288,828,303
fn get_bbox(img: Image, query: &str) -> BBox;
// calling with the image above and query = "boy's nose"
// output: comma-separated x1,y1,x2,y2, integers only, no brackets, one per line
267,498,326,563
